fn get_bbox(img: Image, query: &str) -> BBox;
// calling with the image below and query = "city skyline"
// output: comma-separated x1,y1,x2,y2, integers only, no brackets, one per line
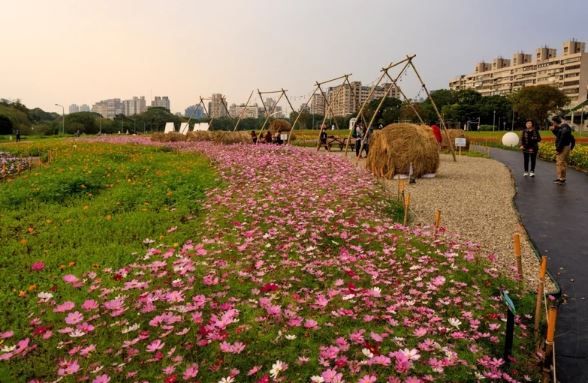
1,0,587,115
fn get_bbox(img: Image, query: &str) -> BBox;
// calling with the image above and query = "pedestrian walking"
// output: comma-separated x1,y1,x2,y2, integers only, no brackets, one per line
550,116,575,185
353,123,364,158
15,129,21,142
520,120,541,177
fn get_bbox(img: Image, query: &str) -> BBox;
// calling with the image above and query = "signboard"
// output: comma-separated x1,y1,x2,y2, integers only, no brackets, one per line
349,117,357,131
164,122,175,134
455,137,467,148
280,133,288,141
501,290,516,314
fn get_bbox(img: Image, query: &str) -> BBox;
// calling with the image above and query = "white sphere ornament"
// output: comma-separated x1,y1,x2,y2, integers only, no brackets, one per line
501,132,519,147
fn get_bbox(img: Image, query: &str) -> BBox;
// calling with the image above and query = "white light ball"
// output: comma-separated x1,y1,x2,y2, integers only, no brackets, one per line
501,132,519,147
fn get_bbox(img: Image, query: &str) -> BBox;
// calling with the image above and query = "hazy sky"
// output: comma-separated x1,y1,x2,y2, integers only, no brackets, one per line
1,0,587,114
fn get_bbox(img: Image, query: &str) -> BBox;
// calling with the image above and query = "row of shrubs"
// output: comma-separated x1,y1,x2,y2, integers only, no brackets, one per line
151,131,253,145
538,142,588,171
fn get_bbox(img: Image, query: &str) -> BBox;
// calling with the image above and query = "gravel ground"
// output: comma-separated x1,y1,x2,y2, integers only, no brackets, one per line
329,149,557,293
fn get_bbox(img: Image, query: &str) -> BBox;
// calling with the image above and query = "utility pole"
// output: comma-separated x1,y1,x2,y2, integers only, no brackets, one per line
493,110,496,132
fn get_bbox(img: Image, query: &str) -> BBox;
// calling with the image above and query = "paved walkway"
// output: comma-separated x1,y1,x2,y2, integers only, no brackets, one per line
488,147,588,382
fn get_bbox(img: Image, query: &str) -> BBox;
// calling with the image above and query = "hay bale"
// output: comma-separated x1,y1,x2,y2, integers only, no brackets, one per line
365,123,440,179
269,119,291,133
186,131,250,145
441,129,469,151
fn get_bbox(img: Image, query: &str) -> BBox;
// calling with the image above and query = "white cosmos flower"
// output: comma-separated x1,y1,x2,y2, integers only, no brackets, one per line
270,360,287,378
311,376,325,383
285,334,297,340
361,348,374,358
37,292,53,301
1,345,16,353
218,377,234,383
448,318,462,328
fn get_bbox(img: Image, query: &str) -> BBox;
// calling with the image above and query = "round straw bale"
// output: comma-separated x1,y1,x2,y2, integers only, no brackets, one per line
269,119,291,133
441,129,469,151
365,123,440,179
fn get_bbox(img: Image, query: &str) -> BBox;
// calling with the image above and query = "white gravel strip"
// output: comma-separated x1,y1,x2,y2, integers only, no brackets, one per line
329,149,557,293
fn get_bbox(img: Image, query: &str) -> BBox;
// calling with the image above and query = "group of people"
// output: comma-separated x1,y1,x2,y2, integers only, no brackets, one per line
251,130,285,145
520,116,575,185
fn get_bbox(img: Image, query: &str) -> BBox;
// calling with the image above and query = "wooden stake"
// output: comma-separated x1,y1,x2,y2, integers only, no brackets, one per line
542,306,558,383
513,233,523,282
534,256,547,341
434,209,441,229
403,193,411,226
397,178,406,200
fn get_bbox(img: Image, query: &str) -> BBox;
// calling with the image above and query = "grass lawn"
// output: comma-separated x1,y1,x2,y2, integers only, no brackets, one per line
0,140,217,345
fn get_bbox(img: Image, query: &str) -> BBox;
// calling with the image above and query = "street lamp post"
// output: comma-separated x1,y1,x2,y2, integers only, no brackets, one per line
55,104,65,135
493,110,496,132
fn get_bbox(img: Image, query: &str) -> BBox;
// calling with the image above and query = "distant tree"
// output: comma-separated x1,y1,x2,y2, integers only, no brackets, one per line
510,85,569,128
364,97,402,126
132,107,181,132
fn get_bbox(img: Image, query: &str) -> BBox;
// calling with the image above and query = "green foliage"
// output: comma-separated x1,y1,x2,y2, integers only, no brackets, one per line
510,85,569,128
0,104,31,134
0,141,218,334
539,142,588,170
364,97,402,126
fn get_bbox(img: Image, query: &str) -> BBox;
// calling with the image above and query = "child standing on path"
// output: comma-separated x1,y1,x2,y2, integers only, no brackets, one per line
520,120,541,177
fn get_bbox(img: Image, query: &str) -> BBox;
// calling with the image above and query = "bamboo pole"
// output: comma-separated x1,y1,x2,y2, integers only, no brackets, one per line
408,58,457,161
344,69,389,155
397,178,405,200
403,193,411,226
257,90,285,141
513,233,523,283
287,86,318,144
233,90,254,132
356,60,412,160
534,256,548,341
434,209,441,229
383,71,425,124
542,306,558,383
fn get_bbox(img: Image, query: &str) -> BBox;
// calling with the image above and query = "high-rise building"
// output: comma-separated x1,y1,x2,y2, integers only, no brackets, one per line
79,104,90,112
449,40,588,104
262,98,283,118
185,104,205,119
325,81,400,117
310,94,325,115
229,103,259,119
209,94,229,118
150,96,171,111
92,99,123,119
122,96,147,116
69,104,80,114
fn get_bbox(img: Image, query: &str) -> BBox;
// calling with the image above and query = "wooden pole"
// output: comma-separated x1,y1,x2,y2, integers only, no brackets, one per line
534,256,548,341
397,178,405,200
356,60,412,161
542,306,558,383
257,90,284,141
434,209,441,229
383,71,425,124
344,70,389,155
513,233,523,283
403,192,411,226
408,58,457,161
233,90,254,131
287,86,318,144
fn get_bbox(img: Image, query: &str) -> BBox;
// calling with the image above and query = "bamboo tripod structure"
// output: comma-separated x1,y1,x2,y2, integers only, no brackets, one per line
287,74,369,145
344,55,457,162
256,89,296,142
233,90,255,132
199,96,232,130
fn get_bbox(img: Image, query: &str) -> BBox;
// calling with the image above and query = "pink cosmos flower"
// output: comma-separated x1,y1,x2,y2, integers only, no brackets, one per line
63,274,79,284
146,339,165,353
64,311,84,325
93,374,110,383
54,301,75,313
304,319,318,329
183,363,199,379
358,375,377,383
31,261,45,271
57,359,80,376
81,299,98,311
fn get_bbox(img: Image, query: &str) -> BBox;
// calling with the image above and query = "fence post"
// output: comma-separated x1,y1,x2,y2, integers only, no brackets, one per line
403,193,411,226
534,256,548,341
513,233,523,285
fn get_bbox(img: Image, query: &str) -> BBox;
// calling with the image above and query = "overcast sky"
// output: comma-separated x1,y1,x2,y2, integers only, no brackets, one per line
1,0,587,114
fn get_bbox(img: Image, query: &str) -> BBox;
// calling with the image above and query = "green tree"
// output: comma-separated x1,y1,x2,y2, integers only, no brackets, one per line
510,85,569,128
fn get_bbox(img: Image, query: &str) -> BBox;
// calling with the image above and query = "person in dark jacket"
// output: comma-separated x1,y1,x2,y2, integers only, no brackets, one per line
519,120,541,177
550,116,574,185
251,130,258,144
264,130,273,144
319,125,328,151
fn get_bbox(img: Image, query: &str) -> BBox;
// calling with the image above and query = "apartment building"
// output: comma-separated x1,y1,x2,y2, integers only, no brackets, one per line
92,99,123,119
310,94,325,115
122,96,147,116
449,40,588,104
79,104,90,112
151,96,171,111
209,94,229,118
69,104,79,114
326,81,401,117
229,104,259,119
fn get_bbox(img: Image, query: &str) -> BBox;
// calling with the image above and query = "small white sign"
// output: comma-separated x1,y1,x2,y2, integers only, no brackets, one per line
280,133,288,141
349,117,357,131
164,122,175,134
455,137,467,147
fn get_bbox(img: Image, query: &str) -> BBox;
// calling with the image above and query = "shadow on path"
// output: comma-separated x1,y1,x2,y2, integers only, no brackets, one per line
488,147,588,383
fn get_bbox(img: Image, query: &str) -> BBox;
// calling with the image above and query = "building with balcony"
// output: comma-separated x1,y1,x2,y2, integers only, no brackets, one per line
449,40,588,104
